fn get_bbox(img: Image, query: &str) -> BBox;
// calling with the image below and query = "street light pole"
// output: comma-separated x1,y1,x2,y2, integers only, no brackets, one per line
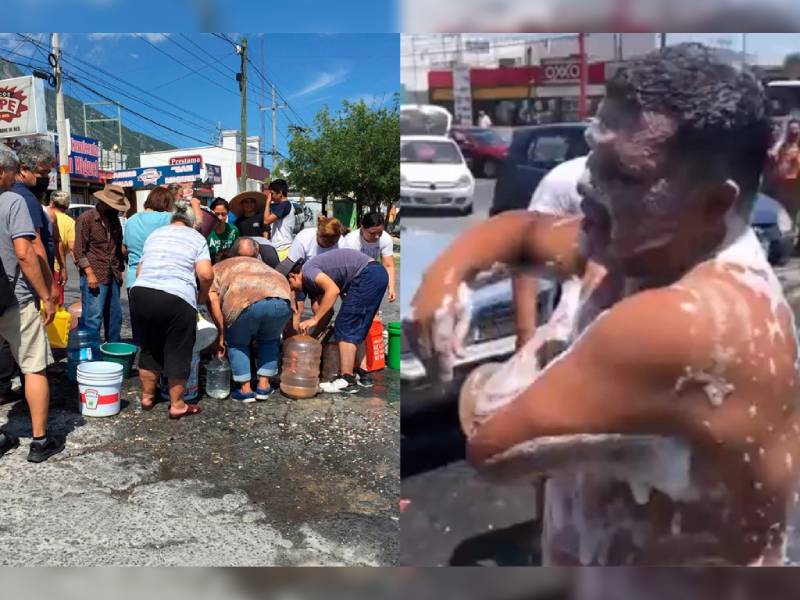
578,33,588,120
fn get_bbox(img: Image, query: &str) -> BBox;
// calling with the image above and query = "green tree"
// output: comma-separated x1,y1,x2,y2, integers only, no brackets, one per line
784,52,800,79
285,95,399,221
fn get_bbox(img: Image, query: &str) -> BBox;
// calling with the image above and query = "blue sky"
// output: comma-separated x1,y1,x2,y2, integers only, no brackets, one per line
0,33,399,161
4,1,397,33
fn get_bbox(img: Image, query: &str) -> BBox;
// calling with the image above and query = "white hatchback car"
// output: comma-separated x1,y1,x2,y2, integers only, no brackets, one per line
400,136,475,215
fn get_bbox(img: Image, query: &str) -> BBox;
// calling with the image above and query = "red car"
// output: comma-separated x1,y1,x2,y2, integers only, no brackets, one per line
450,126,509,178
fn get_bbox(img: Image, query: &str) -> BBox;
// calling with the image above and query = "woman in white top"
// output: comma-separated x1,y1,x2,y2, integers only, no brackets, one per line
339,211,396,302
130,201,214,420
287,216,344,263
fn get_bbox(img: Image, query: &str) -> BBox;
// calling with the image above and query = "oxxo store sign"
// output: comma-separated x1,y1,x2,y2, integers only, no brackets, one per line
541,60,583,85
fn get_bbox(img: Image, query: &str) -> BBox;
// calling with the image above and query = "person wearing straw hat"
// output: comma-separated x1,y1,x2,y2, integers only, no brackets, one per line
229,179,296,261
74,183,129,344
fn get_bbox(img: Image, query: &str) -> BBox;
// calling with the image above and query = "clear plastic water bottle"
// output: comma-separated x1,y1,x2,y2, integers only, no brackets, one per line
66,327,101,382
205,357,231,399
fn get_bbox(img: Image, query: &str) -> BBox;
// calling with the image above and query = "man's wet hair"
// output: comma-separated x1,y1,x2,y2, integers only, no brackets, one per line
606,43,772,216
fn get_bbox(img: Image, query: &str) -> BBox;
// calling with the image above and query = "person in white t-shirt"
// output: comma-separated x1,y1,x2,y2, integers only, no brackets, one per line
339,212,396,303
287,216,344,263
263,179,295,261
477,110,493,129
513,155,588,349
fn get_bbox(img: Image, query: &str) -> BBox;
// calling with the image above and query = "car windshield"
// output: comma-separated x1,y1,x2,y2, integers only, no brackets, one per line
401,141,463,164
465,129,504,145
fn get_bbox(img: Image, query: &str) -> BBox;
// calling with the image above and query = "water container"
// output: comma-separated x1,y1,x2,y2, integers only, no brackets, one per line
205,357,231,399
280,334,322,399
364,317,386,372
67,327,101,382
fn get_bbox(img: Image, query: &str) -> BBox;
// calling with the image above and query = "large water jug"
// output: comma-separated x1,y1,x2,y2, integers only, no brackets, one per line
205,357,231,399
280,335,322,399
67,327,101,382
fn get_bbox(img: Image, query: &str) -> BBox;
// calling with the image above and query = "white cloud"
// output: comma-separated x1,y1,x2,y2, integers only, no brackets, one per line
87,33,169,43
290,68,350,99
130,53,139,59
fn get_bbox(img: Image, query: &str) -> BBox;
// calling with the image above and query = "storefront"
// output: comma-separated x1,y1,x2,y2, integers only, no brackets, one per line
428,59,610,126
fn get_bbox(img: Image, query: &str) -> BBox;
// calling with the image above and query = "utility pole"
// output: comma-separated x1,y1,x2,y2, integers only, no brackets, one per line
742,33,747,66
259,85,287,174
660,33,667,49
51,33,70,194
260,34,267,171
578,33,588,120
237,35,248,193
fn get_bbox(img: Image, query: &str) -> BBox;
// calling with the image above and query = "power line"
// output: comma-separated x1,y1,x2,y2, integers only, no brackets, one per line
400,33,581,59
18,34,221,135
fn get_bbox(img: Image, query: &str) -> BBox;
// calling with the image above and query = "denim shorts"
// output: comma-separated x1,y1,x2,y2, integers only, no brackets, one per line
333,262,389,344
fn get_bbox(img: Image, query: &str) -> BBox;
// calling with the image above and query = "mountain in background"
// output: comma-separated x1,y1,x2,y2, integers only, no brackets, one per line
1,59,175,167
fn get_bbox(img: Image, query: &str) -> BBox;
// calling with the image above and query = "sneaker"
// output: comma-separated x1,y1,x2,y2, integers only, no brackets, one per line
27,435,65,463
231,390,256,403
255,386,273,401
0,432,18,458
320,374,360,395
355,368,374,388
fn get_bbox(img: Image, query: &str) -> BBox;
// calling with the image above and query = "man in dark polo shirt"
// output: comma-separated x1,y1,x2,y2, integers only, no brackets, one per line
74,184,129,343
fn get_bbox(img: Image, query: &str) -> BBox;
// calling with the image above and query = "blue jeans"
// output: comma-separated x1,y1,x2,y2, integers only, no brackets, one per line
226,298,292,383
79,276,122,343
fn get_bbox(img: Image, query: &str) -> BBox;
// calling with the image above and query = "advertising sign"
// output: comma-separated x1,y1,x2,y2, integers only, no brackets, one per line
111,163,201,188
0,76,47,138
68,133,100,181
169,154,203,167
204,163,222,184
452,65,473,126
540,59,582,85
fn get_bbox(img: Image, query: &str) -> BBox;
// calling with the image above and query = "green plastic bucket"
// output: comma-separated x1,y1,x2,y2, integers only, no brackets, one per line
387,322,401,370
99,342,138,379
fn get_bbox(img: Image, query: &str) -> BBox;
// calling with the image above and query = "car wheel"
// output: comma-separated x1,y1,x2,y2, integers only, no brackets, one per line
460,204,473,216
482,159,498,178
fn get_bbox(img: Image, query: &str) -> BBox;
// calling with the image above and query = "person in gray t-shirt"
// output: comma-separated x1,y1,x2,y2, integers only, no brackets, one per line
0,145,62,462
285,248,388,394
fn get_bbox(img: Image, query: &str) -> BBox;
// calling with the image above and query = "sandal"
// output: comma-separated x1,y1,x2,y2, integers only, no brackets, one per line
168,404,203,420
140,398,156,412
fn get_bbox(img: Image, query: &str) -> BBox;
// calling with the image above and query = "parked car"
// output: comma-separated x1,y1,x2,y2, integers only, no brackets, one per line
291,201,313,234
751,192,794,266
400,136,475,215
450,126,509,178
491,123,589,216
401,227,558,420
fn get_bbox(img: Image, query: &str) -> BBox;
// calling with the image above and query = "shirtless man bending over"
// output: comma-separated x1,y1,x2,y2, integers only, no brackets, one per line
406,43,800,565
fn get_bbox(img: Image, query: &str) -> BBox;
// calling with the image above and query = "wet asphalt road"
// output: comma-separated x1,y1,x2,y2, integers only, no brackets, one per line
0,256,400,566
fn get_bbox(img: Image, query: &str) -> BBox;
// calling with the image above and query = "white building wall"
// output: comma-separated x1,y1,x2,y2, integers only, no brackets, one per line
138,133,263,212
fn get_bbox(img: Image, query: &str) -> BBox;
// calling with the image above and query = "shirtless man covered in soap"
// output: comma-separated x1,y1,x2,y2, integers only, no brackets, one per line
405,43,800,566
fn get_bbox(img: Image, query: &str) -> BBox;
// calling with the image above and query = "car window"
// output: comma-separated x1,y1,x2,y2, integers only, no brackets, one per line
401,140,463,164
569,130,590,158
527,134,570,165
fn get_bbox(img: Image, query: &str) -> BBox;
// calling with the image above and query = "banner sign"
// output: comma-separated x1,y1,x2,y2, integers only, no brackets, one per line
0,76,47,139
111,163,201,188
68,133,100,181
169,154,203,167
452,65,473,126
204,163,222,184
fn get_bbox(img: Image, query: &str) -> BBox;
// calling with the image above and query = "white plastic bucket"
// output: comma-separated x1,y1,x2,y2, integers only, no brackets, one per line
159,352,199,401
77,361,124,417
194,316,217,352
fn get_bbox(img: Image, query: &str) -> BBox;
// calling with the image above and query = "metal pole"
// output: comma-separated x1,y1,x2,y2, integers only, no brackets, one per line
578,33,588,120
742,33,747,66
271,84,277,173
116,102,123,159
660,33,667,49
83,102,88,136
52,33,71,194
238,36,248,193
260,34,267,169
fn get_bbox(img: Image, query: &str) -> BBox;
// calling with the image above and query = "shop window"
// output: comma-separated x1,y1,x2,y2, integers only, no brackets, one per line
527,134,570,165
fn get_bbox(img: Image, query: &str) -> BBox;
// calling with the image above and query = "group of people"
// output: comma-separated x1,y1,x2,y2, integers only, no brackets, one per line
408,43,800,566
0,142,397,460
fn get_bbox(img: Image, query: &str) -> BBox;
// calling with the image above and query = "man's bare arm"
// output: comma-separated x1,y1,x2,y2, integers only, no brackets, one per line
467,287,707,468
